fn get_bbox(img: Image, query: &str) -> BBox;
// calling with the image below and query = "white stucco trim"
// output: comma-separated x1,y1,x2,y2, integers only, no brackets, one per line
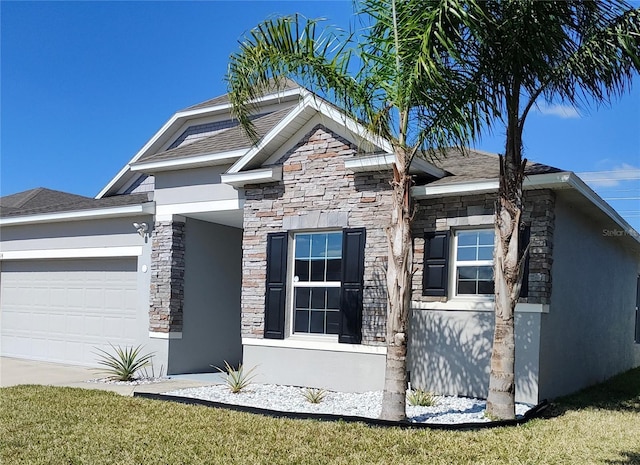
149,332,183,339
220,167,283,187
0,203,155,226
0,246,143,261
344,154,440,177
411,300,550,313
130,149,247,173
242,337,387,355
155,199,244,220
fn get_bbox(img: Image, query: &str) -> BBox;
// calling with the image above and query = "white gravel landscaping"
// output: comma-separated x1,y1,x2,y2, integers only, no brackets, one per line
164,383,532,424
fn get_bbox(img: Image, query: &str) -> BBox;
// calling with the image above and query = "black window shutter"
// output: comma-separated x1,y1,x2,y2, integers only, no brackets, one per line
519,225,531,299
423,231,450,297
264,232,288,339
339,228,366,344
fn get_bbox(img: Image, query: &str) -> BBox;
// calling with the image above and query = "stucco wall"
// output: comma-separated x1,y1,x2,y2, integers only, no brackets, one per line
166,218,243,374
409,309,541,404
0,216,152,251
153,166,242,206
539,193,640,399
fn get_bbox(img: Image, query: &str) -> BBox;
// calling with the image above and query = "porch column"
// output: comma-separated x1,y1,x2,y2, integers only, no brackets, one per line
149,215,185,337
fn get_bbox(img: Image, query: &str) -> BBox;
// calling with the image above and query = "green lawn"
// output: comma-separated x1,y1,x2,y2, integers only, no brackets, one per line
2,369,639,465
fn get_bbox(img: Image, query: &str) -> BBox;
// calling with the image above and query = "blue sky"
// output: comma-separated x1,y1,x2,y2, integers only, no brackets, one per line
2,1,639,230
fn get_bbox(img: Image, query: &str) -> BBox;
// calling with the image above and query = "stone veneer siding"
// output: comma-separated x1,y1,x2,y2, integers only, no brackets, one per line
149,220,186,332
241,125,391,345
411,189,556,304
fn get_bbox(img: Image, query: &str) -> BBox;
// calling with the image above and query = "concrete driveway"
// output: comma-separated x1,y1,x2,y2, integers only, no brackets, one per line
0,357,215,396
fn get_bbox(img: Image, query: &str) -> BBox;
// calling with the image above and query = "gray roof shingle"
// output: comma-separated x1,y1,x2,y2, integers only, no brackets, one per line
180,79,302,112
0,188,150,218
135,106,296,165
423,148,562,186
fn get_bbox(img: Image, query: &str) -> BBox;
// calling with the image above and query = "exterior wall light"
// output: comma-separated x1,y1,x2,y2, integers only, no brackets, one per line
133,222,149,238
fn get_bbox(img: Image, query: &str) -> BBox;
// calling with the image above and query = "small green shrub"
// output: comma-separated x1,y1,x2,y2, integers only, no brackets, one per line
303,387,326,404
407,388,438,407
94,344,155,381
214,361,257,393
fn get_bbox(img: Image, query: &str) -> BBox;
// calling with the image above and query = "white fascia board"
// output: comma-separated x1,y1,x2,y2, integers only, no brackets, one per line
565,172,638,240
96,89,305,199
410,172,576,199
0,246,143,261
155,198,244,220
411,179,499,198
227,96,314,174
345,154,443,176
220,167,283,187
0,202,155,226
130,149,247,173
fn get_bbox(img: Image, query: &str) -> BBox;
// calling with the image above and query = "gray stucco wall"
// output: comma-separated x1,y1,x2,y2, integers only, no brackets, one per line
539,193,640,400
243,344,386,392
153,166,242,206
409,309,541,404
0,217,151,251
166,218,242,374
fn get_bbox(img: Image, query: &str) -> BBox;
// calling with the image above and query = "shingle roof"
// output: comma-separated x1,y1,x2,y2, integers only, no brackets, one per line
135,105,296,165
423,148,562,186
180,78,302,112
0,188,150,218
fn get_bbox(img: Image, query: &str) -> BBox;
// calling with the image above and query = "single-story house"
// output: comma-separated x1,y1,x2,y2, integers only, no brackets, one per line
1,82,639,404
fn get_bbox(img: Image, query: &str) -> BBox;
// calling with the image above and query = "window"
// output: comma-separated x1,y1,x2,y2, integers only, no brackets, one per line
264,228,366,344
292,232,342,335
453,230,495,296
423,228,504,299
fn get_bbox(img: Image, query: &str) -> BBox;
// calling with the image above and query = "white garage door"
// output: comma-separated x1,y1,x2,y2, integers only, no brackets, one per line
0,258,139,366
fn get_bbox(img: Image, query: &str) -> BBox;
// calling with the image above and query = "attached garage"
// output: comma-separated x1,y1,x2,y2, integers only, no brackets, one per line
0,258,139,366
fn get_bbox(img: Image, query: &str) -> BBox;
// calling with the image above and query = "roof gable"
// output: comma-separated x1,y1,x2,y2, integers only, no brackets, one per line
132,106,297,170
96,81,306,198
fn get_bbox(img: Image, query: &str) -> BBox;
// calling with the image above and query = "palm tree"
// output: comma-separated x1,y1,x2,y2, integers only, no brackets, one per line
226,0,488,421
458,0,640,420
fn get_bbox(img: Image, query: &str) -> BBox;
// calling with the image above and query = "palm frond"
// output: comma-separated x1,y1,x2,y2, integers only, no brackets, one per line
226,14,363,143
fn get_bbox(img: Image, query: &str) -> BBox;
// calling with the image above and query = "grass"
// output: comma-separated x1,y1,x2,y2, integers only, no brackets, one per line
1,369,639,465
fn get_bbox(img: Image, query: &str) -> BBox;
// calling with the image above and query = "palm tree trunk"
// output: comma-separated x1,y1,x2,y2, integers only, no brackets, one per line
380,162,413,422
486,108,526,420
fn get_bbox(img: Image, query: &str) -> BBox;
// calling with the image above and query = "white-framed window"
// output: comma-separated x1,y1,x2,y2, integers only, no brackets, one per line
291,231,342,335
453,229,495,296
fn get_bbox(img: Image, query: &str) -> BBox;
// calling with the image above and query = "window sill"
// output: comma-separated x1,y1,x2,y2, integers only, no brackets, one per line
241,337,387,355
411,300,549,313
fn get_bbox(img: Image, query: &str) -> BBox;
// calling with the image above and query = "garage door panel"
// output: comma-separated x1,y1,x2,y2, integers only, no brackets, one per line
1,258,139,366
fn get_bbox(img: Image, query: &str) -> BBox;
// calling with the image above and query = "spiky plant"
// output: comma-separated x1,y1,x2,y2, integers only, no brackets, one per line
303,387,327,404
94,344,154,382
407,388,438,407
215,361,257,394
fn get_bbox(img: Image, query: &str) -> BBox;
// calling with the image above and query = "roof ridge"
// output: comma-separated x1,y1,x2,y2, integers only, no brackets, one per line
13,187,45,208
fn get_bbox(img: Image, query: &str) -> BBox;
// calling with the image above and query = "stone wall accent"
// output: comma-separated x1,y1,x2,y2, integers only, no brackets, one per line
411,190,555,304
241,125,391,345
149,219,186,333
